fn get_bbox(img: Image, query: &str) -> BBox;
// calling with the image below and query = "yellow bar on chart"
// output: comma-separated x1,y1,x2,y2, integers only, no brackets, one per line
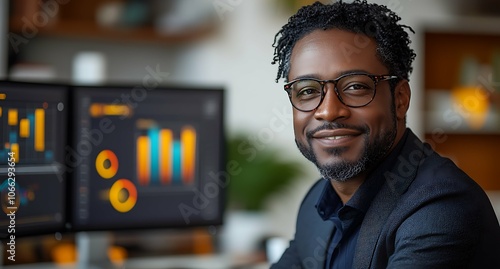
137,136,150,186
35,109,45,151
8,109,18,126
11,143,19,163
160,129,173,184
20,119,30,138
181,127,196,184
0,107,3,117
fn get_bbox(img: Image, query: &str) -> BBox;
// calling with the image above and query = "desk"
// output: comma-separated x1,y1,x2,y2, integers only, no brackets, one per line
1,254,270,269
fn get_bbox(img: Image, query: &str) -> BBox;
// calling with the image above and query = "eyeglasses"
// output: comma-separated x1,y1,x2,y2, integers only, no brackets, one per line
284,73,398,112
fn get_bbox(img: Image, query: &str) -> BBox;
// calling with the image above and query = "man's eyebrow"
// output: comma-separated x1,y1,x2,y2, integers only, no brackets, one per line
289,69,372,81
338,69,372,76
290,74,322,81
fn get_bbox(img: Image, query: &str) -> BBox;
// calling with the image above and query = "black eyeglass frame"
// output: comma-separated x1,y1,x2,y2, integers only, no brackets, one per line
284,72,399,112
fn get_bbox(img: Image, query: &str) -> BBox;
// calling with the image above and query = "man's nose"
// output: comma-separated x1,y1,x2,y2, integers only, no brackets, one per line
313,84,350,122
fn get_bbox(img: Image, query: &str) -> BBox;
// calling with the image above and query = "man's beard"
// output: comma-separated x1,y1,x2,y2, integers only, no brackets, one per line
295,117,397,183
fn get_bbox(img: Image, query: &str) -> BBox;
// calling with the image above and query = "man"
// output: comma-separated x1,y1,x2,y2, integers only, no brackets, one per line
270,1,500,268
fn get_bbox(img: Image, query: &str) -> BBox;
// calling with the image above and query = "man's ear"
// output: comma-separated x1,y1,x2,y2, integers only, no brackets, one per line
394,80,411,120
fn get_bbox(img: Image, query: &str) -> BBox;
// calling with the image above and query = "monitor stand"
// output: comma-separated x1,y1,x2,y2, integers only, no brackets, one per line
76,231,117,269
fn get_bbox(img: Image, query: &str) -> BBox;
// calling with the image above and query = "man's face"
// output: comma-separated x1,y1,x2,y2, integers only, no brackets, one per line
288,29,402,182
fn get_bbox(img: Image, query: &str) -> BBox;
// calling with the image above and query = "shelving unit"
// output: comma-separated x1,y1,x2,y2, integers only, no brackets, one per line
423,19,500,190
9,18,215,44
5,0,219,83
8,0,216,44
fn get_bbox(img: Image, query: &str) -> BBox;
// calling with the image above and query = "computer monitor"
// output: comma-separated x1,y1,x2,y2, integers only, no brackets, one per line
68,85,225,232
0,81,68,238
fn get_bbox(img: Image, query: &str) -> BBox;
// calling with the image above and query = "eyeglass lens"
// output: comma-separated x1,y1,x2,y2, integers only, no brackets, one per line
288,74,377,111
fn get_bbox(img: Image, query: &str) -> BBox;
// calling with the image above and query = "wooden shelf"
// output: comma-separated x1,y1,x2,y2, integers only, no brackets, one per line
424,31,500,91
7,0,217,44
9,17,216,44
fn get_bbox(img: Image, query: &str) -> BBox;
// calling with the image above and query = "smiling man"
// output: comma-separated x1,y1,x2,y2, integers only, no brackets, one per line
270,1,500,269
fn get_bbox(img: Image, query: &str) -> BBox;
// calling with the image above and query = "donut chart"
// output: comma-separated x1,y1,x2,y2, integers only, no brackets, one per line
109,179,137,213
95,150,137,212
95,150,118,179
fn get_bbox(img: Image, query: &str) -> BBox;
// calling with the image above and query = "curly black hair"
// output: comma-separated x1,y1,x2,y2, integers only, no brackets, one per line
272,0,416,84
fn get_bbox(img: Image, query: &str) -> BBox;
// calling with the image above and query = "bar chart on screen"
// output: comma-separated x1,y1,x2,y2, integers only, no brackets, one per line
0,103,55,165
136,120,197,187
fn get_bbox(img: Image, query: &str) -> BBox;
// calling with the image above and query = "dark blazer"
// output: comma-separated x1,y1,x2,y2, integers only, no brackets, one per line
271,129,500,269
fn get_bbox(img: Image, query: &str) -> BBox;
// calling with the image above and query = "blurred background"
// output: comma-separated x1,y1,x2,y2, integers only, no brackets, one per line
0,0,499,268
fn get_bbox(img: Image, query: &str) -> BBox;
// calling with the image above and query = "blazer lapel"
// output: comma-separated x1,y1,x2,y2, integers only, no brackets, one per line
352,130,428,269
353,183,400,269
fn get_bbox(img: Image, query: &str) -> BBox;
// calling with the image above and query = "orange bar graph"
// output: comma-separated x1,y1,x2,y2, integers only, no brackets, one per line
35,109,45,151
0,107,3,117
137,136,150,186
8,109,18,126
136,125,197,186
181,127,196,183
160,129,173,184
19,119,30,138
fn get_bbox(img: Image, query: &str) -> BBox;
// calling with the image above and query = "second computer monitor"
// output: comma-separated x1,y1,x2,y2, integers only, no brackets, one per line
69,85,225,232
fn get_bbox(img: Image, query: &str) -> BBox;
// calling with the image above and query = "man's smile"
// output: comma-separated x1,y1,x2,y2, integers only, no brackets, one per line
309,127,364,148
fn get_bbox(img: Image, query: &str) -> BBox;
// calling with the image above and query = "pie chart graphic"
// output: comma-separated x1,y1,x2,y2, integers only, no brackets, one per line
109,179,137,213
96,150,118,179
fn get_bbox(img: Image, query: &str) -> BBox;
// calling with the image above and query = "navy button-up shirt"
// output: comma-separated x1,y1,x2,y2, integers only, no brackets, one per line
317,186,363,269
315,130,409,269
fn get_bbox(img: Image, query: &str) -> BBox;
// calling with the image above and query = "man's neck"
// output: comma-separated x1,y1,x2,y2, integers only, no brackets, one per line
330,175,366,204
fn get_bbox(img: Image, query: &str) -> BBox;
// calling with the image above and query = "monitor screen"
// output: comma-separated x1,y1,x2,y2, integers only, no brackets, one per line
0,81,68,238
69,85,225,232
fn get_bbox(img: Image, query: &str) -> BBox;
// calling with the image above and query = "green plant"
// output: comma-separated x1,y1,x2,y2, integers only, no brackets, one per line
226,134,303,211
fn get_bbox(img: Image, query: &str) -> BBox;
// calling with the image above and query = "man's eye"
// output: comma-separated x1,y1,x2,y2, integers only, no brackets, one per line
297,87,320,97
344,83,370,90
342,83,372,95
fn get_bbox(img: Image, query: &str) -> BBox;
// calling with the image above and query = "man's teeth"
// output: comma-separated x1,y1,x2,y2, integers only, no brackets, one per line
325,135,349,140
